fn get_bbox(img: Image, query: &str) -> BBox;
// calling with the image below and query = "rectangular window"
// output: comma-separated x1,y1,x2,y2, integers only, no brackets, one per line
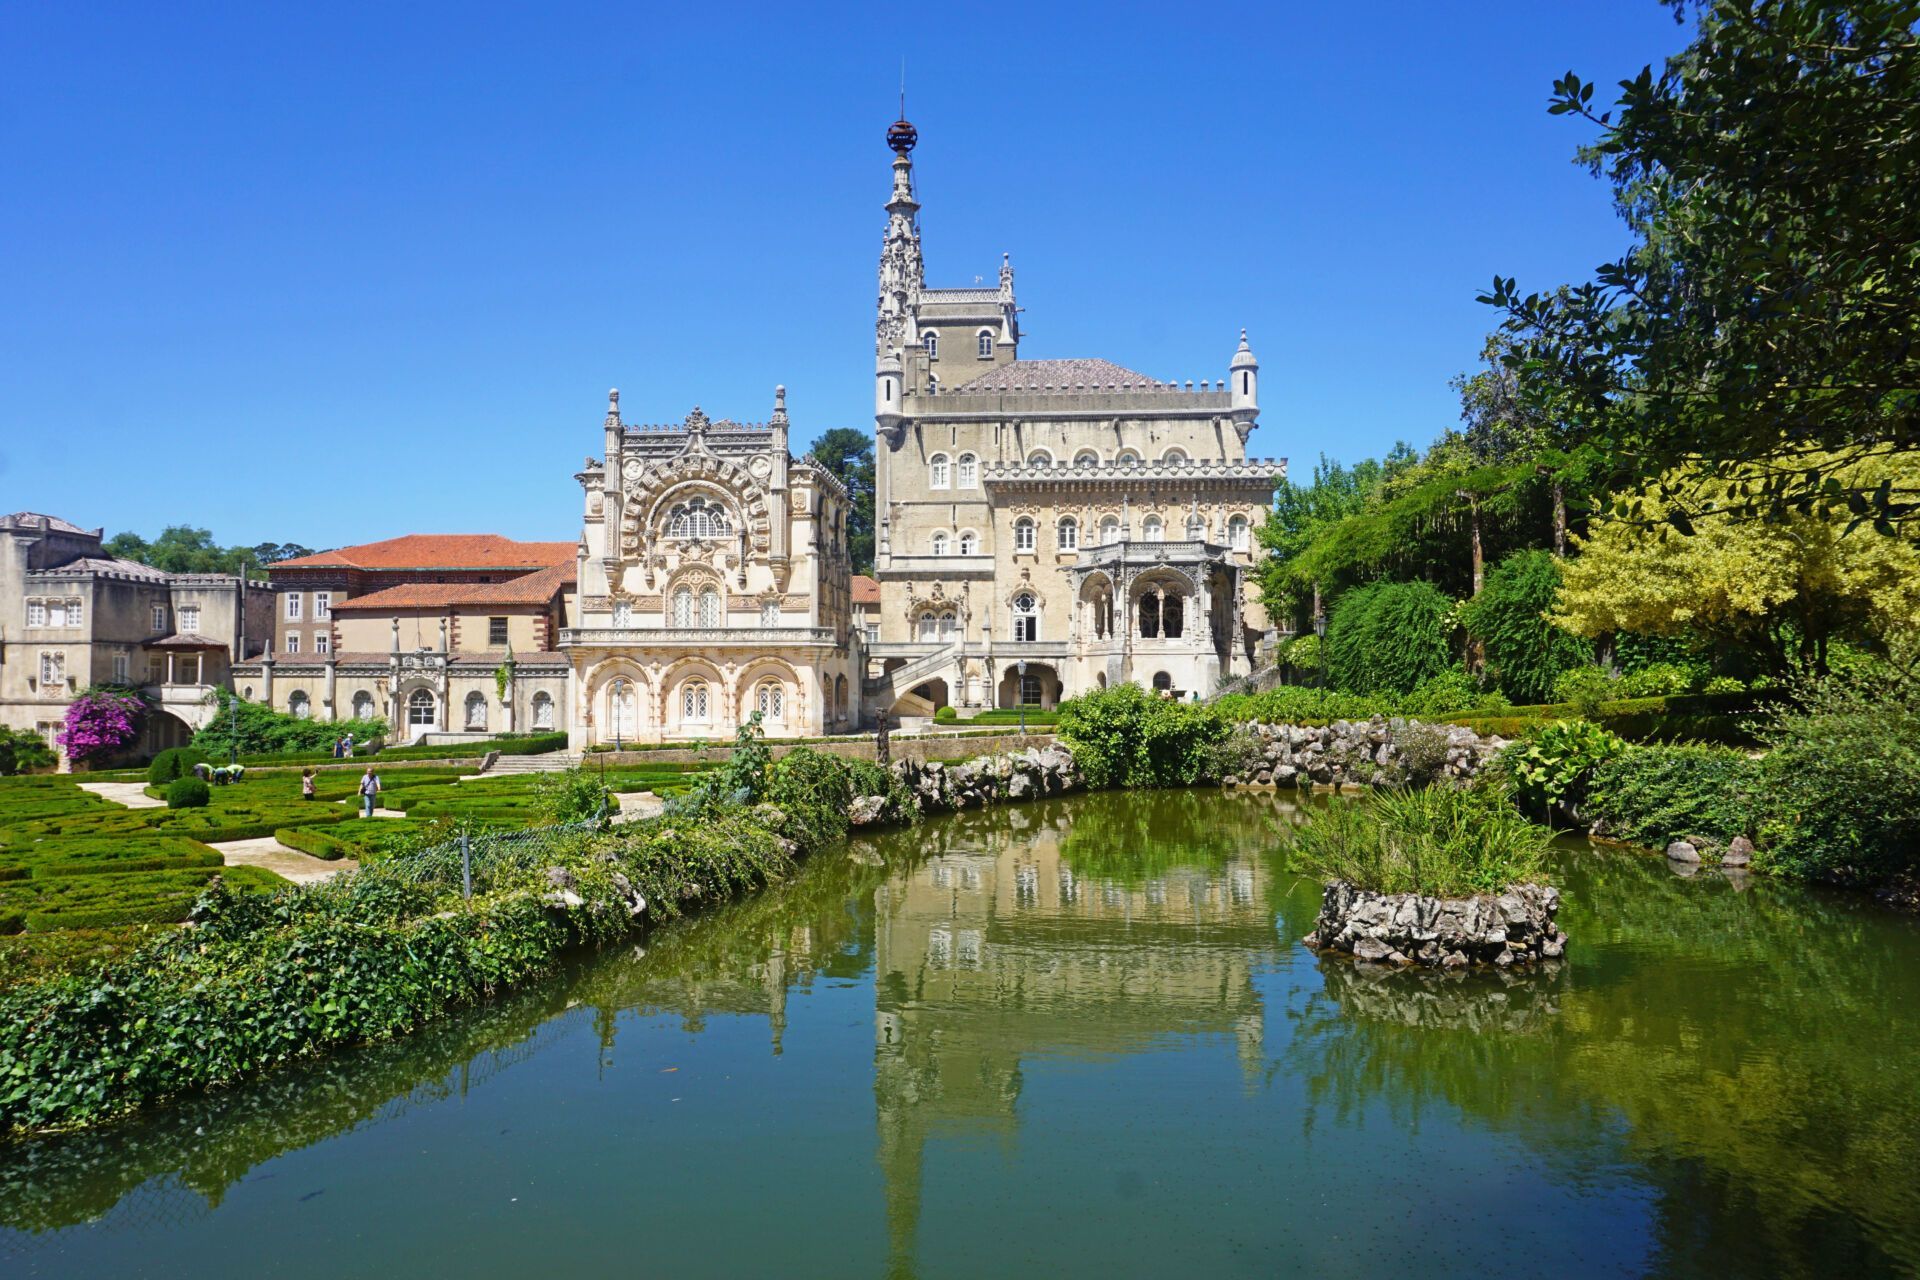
26,600,44,628
152,604,168,632
179,654,200,684
67,599,81,628
314,591,331,620
113,652,129,683
315,631,331,655
760,600,780,627
38,651,64,686
148,653,166,684
285,593,302,621
179,604,200,633
488,616,509,646
1019,674,1043,706
286,633,300,654
46,601,67,628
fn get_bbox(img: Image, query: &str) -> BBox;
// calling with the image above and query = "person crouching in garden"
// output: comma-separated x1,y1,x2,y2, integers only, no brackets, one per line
358,766,380,818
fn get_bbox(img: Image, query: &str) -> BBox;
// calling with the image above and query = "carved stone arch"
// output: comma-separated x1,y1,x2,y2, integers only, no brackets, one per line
1129,565,1199,599
736,657,802,726
1077,570,1116,601
622,455,773,558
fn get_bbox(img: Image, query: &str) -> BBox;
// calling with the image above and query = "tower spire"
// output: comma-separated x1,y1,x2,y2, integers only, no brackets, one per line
877,111,923,358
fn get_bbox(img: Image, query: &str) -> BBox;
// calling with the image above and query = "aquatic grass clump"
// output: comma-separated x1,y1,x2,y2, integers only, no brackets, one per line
1287,785,1553,898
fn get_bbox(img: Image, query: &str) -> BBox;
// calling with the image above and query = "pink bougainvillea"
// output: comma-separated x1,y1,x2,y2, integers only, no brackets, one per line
58,690,145,762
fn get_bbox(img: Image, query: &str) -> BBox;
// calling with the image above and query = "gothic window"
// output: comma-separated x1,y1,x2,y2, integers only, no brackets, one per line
672,589,693,628
924,331,938,359
613,600,633,628
699,588,721,628
408,689,436,728
917,612,937,641
1099,516,1120,545
929,453,950,489
1013,518,1035,552
760,599,780,626
531,690,554,729
957,530,977,555
1057,517,1078,551
931,532,950,556
756,679,784,721
1186,514,1207,541
1073,449,1099,467
681,678,710,722
352,691,375,720
977,330,994,358
1229,515,1250,551
938,611,957,640
957,453,977,487
465,691,488,730
1011,592,1038,642
288,690,311,719
1143,516,1164,541
38,651,64,686
668,497,731,539
1163,594,1185,638
1161,448,1189,463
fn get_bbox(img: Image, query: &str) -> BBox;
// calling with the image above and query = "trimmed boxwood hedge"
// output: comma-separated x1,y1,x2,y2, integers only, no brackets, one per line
0,866,285,934
0,835,225,881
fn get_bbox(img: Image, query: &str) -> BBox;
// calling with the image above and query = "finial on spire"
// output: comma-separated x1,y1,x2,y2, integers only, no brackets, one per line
605,388,622,429
771,384,789,427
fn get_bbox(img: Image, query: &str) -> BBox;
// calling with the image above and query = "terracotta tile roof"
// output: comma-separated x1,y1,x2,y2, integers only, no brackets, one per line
329,561,574,612
851,574,881,605
273,534,576,571
952,358,1161,393
149,632,224,648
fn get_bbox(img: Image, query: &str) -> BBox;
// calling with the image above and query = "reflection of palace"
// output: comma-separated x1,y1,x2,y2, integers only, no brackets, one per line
871,813,1274,1273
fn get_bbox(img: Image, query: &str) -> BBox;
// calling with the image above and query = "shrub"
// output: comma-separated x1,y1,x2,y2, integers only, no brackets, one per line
1281,633,1323,675
1552,665,1619,719
1619,661,1691,698
1501,719,1626,817
148,747,208,787
192,689,387,759
1703,675,1746,695
1213,685,1388,724
1584,745,1763,852
934,705,958,723
1057,684,1227,789
0,727,57,776
1201,726,1267,782
1756,671,1920,885
1287,784,1553,897
1399,667,1484,717
165,777,210,809
1460,550,1594,704
1325,579,1457,696
1390,722,1454,787
531,767,611,825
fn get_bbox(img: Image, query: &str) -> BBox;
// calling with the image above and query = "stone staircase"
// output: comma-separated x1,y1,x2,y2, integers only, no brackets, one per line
479,752,580,775
863,644,960,711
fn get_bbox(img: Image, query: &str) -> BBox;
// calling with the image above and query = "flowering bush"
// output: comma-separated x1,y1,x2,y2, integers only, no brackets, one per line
57,690,144,762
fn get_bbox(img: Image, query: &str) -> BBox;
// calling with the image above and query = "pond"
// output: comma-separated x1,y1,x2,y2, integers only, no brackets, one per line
4,790,1919,1278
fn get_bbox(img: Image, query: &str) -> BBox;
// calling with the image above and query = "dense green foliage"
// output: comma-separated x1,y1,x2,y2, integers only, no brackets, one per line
1325,580,1457,695
1500,719,1626,816
1056,685,1227,789
1585,746,1763,852
191,690,387,758
0,730,55,777
147,748,207,787
164,777,209,809
531,768,611,826
0,866,283,936
101,526,312,579
807,427,875,573
1458,550,1593,703
1286,784,1552,896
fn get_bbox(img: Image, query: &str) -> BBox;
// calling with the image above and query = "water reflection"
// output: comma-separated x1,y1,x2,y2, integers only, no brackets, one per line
3,789,1919,1280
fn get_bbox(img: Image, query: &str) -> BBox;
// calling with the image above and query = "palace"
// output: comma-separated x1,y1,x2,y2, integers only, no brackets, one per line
214,115,1285,750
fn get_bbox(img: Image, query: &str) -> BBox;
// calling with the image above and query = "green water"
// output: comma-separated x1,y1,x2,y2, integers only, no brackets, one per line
4,790,1919,1278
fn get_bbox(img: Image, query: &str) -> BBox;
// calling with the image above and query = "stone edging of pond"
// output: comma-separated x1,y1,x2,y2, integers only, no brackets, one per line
1303,879,1566,969
1221,718,1506,791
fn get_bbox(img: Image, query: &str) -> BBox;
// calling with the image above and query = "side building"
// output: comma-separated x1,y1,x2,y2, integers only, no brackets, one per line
0,512,271,763
867,118,1285,717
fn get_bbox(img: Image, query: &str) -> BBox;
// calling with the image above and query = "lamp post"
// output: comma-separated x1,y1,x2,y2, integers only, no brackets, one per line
1016,658,1028,735
612,678,626,753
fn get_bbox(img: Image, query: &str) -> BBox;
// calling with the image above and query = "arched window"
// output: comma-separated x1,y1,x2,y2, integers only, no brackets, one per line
287,690,310,719
976,330,994,358
1026,450,1053,466
957,453,977,487
351,691,374,720
1013,517,1036,552
938,610,957,640
756,679,784,721
1057,517,1078,551
1186,514,1207,541
931,532,950,556
612,600,633,628
407,689,435,730
465,690,487,730
957,530,978,556
1143,515,1164,541
681,679,710,722
1152,671,1173,692
924,331,938,359
667,497,731,540
1161,448,1189,464
930,453,950,489
1228,515,1250,551
699,588,721,628
531,690,554,729
917,612,938,641
1116,450,1141,465
1073,449,1099,467
1011,592,1039,642
1099,516,1121,545
835,674,848,717
672,588,693,627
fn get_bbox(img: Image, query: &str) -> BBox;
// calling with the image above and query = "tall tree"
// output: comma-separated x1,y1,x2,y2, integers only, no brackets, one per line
1483,0,1920,532
808,428,876,574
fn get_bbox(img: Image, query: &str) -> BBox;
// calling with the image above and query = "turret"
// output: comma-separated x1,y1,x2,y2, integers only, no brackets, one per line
876,348,904,433
1229,330,1259,445
769,385,790,565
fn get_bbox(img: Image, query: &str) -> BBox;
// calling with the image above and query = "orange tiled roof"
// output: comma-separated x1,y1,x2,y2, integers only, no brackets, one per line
851,574,881,605
273,534,575,571
329,561,574,612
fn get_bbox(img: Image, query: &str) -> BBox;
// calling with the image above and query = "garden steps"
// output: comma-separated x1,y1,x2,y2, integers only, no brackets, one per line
77,782,166,810
208,837,356,885
472,753,579,777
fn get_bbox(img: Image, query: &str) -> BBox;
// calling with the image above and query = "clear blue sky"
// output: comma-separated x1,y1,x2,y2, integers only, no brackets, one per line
2,1,1691,548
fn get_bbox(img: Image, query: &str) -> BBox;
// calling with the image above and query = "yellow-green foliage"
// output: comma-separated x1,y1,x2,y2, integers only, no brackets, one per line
1553,453,1920,668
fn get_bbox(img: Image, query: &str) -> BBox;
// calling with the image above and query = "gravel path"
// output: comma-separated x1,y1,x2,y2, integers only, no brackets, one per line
208,837,357,884
77,781,166,809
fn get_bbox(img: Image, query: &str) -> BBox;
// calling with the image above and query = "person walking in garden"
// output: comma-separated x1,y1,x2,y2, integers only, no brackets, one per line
358,766,380,818
301,768,316,801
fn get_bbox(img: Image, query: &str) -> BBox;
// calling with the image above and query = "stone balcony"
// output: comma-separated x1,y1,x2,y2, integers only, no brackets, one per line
560,626,839,648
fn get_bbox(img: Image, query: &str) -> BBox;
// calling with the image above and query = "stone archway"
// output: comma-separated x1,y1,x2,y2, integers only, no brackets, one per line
997,663,1059,711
